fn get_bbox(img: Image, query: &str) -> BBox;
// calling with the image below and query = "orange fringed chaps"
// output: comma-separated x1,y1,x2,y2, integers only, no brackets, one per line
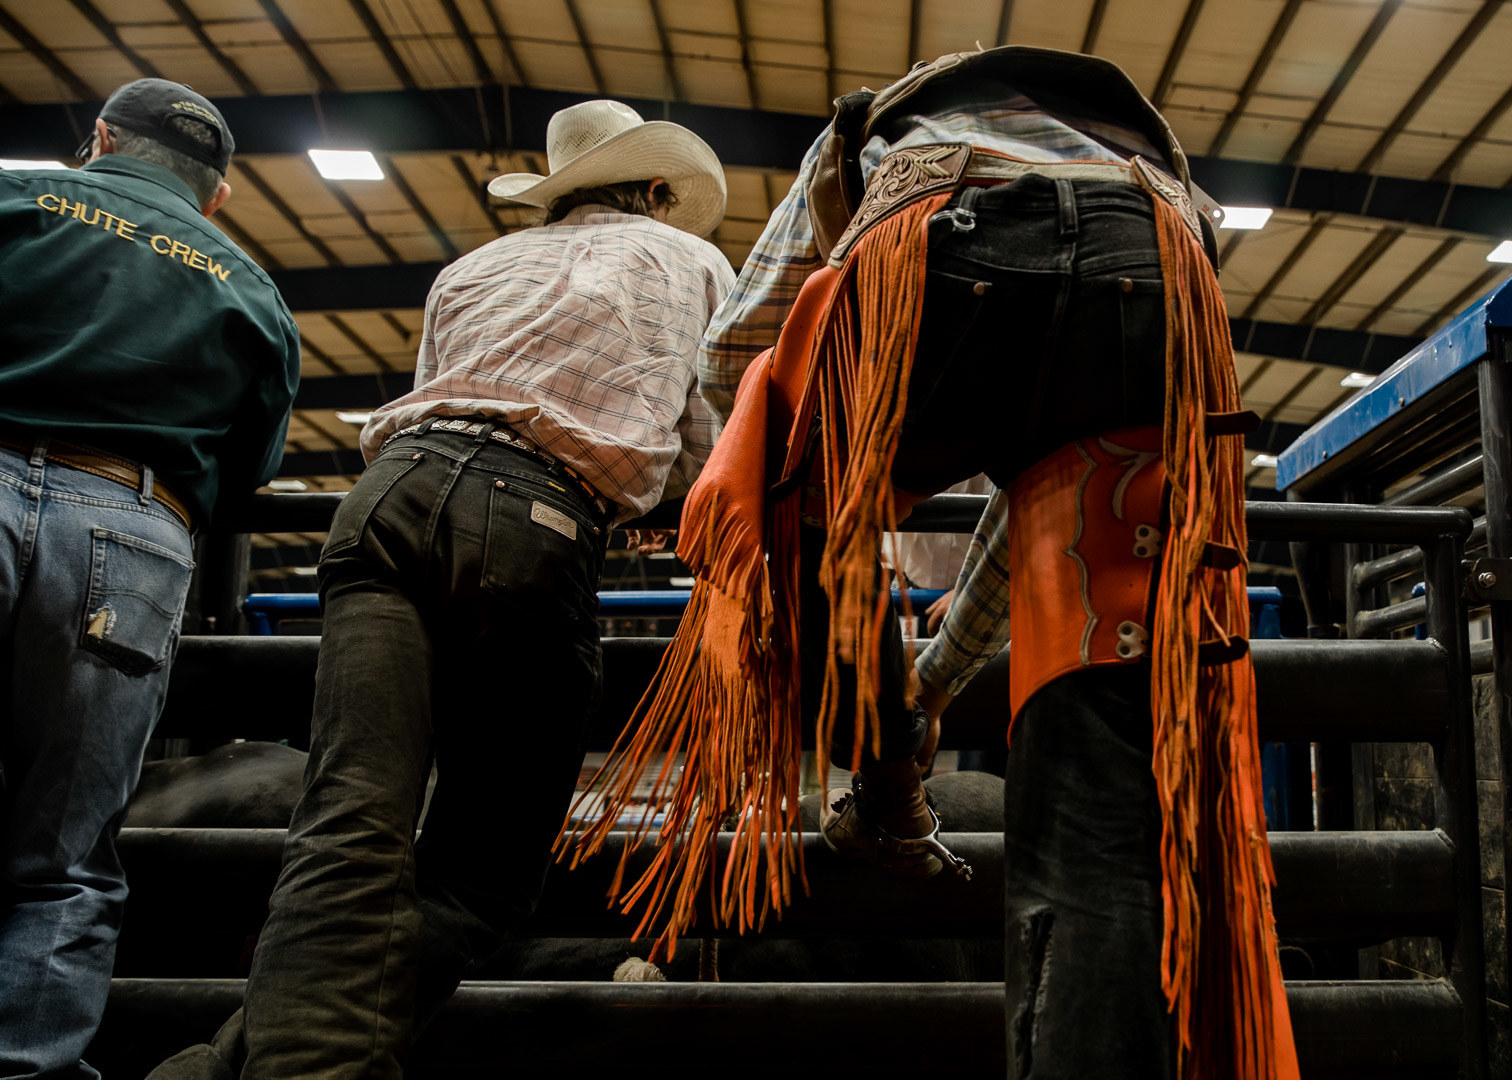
554,197,949,958
1148,195,1300,1080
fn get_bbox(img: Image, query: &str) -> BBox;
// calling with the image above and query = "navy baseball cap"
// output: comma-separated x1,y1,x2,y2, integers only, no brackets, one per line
85,78,234,174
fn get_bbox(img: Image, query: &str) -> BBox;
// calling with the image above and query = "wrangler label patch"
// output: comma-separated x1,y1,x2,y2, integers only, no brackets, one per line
531,501,576,540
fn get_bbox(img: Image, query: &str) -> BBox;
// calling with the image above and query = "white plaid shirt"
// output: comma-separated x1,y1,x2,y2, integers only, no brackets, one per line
364,205,734,520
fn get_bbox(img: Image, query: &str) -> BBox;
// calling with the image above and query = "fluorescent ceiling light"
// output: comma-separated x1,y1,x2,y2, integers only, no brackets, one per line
1488,240,1512,264
289,566,319,576
308,149,384,181
669,576,695,588
336,411,373,425
1250,453,1279,469
1339,371,1375,389
1219,206,1272,230
268,478,308,492
0,158,69,170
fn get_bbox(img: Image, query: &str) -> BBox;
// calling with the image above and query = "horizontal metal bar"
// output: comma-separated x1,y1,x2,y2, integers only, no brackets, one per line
94,977,1461,1076
1354,514,1488,591
157,637,1453,745
230,494,1475,544
1381,455,1485,507
1352,595,1429,638
1246,502,1474,543
114,828,1455,947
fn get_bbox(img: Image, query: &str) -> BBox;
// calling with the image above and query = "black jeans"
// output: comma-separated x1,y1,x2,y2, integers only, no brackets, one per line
219,428,608,1079
903,175,1174,1077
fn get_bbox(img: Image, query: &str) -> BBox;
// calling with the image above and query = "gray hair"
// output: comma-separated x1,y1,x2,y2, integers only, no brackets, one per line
111,117,225,207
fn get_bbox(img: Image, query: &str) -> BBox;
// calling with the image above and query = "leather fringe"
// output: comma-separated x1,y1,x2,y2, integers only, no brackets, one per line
1148,194,1300,1080
555,198,947,957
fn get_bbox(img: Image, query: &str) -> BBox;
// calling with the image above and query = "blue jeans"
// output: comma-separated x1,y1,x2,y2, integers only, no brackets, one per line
148,428,612,1080
0,443,194,1079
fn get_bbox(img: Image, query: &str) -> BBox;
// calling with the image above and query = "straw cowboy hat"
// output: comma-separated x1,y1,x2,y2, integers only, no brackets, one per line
488,100,727,237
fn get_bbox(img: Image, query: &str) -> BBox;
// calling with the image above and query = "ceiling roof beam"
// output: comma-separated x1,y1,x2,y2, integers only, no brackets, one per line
213,208,281,270
345,0,419,90
1205,0,1304,158
1296,225,1404,326
1238,216,1331,321
0,6,98,99
162,0,260,95
648,0,684,101
732,0,761,109
436,0,496,85
325,313,395,372
237,161,341,265
1080,0,1110,55
1151,0,1206,108
269,262,1425,375
1280,0,1402,166
1413,265,1510,338
65,0,163,80
1356,0,1502,173
12,87,1511,232
382,156,461,261
256,0,339,94
994,1,1013,47
476,0,527,86
1353,235,1460,332
450,155,507,235
561,0,606,96
319,180,403,262
298,336,344,376
907,0,921,67
1431,80,1512,184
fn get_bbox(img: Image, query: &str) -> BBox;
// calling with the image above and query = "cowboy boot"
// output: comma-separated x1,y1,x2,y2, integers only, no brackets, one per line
820,756,972,880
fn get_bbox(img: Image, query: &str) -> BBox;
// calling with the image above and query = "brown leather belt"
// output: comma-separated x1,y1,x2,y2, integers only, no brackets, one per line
0,435,193,530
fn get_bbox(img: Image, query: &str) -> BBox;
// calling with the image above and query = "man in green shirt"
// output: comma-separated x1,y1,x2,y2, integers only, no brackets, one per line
0,78,299,1078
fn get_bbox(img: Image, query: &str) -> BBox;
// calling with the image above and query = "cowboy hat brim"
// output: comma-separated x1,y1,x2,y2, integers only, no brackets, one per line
487,120,727,237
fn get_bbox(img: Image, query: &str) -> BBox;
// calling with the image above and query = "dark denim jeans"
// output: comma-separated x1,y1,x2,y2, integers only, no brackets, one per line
154,427,610,1080
903,175,1174,1077
0,443,194,1080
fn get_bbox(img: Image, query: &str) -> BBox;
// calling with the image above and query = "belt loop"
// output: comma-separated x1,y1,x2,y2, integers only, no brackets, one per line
418,417,438,434
473,421,495,444
28,439,46,470
139,464,154,507
1054,177,1078,239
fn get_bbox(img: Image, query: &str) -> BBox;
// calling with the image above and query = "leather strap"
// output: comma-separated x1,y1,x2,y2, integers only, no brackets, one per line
0,434,192,530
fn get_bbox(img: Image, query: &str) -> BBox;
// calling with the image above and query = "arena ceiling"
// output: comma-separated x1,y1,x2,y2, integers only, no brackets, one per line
3,0,1512,576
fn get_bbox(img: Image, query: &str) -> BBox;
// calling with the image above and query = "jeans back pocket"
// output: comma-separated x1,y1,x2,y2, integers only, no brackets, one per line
80,528,195,676
323,451,426,558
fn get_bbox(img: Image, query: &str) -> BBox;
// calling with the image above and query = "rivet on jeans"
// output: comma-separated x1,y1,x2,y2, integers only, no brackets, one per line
973,281,989,296
495,480,504,488
1119,277,1134,293
411,453,422,460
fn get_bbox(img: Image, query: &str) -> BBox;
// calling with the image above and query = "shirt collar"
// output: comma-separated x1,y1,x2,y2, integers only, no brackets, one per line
82,155,202,212
553,204,646,227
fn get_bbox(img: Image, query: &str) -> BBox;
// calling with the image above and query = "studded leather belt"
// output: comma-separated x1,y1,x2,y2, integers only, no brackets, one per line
387,418,614,518
0,434,193,530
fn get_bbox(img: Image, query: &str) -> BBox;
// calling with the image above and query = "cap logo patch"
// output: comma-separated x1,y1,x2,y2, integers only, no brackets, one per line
170,100,220,127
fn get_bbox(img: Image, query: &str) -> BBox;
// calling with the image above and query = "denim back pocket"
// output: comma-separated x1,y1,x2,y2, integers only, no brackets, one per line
80,528,195,676
322,451,426,558
481,478,600,622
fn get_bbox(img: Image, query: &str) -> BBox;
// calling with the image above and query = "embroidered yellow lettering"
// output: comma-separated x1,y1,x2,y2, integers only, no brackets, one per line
35,196,228,280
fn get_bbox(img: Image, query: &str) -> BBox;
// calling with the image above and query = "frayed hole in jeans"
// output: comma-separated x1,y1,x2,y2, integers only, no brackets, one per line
1013,907,1054,1078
